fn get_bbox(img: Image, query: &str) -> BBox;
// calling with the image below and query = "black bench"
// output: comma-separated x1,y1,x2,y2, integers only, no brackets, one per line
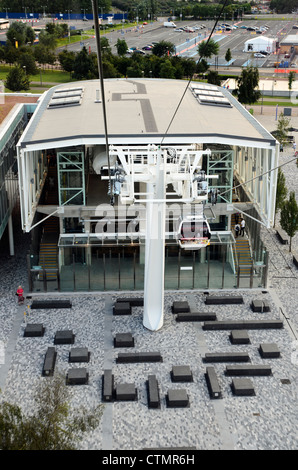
42,347,57,377
231,378,255,396
171,301,190,313
147,375,161,409
116,297,144,307
203,320,283,330
166,389,189,408
176,312,217,322
114,333,135,348
204,367,222,399
225,365,272,376
31,300,72,309
259,343,281,358
203,352,250,363
229,330,250,344
205,296,243,305
116,352,163,363
276,228,288,245
115,383,137,401
54,330,75,344
69,348,90,363
24,323,45,337
251,299,270,312
66,368,89,385
171,365,193,382
102,369,115,402
113,302,131,315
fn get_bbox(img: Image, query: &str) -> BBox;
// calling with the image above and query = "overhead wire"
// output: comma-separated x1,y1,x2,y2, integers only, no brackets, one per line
91,0,114,205
160,0,230,147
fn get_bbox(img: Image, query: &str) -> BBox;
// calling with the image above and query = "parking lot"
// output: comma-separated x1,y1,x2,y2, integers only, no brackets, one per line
77,16,298,69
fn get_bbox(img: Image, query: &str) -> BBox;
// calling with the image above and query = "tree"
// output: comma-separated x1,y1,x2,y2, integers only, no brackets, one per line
225,48,232,66
280,191,298,252
288,71,296,98
152,41,175,57
38,30,58,50
115,38,128,56
33,44,56,68
197,38,219,59
58,49,76,76
6,21,35,48
207,70,221,85
0,373,103,450
5,66,30,91
72,46,97,80
159,59,176,79
196,58,209,76
274,168,288,227
275,112,291,146
234,66,261,105
17,52,37,76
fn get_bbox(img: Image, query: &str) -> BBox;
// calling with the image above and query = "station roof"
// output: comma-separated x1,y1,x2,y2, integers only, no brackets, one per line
19,78,276,151
280,34,298,45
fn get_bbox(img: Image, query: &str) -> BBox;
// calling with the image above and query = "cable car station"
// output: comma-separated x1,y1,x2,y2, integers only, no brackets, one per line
15,78,278,330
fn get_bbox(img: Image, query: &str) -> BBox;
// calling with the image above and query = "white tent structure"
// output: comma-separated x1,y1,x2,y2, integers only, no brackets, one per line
243,36,276,53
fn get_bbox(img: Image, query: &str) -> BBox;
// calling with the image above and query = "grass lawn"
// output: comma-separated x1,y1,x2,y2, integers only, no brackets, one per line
256,96,298,107
0,65,73,92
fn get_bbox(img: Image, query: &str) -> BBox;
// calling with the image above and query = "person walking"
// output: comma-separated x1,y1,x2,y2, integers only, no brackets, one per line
16,285,24,304
234,212,240,225
293,142,296,152
240,218,246,237
235,223,240,238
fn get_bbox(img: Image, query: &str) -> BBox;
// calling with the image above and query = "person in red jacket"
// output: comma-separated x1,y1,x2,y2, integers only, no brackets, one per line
16,285,24,304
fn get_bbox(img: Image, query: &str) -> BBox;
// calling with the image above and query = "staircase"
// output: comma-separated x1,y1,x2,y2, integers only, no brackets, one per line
38,165,59,280
39,217,59,279
231,214,253,276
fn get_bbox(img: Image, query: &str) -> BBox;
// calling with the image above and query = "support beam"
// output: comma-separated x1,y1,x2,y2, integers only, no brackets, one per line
143,149,165,331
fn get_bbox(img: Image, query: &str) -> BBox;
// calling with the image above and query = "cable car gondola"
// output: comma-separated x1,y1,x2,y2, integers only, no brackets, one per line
177,215,211,250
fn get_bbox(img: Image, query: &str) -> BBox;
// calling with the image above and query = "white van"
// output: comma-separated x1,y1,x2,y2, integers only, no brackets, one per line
164,21,176,28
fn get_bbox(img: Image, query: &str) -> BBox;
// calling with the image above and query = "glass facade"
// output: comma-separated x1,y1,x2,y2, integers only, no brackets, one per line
0,105,31,239
28,231,268,293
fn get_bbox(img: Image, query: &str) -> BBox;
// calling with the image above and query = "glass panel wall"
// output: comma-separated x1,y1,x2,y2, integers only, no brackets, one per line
28,233,268,292
57,151,85,206
206,150,234,204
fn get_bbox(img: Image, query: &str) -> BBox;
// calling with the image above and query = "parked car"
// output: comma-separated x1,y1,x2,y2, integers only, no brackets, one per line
254,53,266,58
133,49,146,55
292,25,298,29
174,28,184,32
142,45,152,50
